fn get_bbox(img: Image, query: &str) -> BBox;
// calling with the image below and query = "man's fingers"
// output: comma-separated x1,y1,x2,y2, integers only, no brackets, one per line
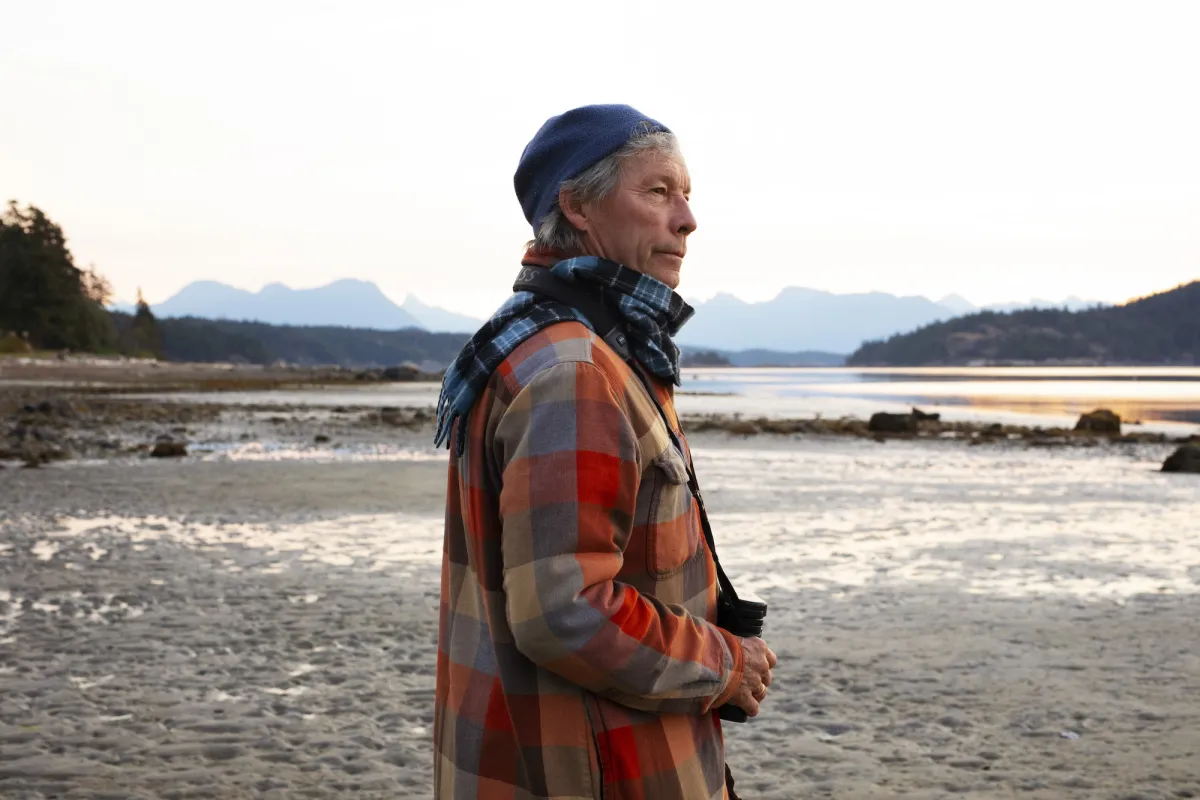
766,647,778,668
762,669,772,688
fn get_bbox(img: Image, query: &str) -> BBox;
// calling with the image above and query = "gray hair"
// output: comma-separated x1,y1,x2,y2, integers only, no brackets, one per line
531,129,682,253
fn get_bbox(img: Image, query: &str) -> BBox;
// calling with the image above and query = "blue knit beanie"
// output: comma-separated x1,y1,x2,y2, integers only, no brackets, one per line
514,104,670,235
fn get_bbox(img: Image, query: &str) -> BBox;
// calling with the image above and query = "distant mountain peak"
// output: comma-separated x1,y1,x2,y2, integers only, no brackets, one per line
703,292,749,307
400,295,437,311
677,287,960,353
151,279,488,334
937,293,978,314
156,279,421,330
325,277,376,289
773,286,830,301
400,295,484,333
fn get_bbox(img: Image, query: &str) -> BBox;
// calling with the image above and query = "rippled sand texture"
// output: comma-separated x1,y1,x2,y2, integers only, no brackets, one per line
698,439,1200,799
2,438,1199,798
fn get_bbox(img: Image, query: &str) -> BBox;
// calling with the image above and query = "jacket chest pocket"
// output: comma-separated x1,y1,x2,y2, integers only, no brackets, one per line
643,447,701,579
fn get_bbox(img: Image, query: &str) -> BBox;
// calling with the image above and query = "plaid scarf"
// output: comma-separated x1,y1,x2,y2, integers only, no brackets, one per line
434,251,694,452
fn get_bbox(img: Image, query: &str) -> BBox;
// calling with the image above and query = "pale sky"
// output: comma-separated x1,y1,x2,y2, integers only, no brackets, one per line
3,0,1198,318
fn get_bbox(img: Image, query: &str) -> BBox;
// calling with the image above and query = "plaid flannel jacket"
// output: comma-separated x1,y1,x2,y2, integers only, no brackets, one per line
435,321,745,799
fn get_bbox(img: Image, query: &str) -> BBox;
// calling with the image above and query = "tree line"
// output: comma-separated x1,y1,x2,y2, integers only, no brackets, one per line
1,201,161,357
0,201,467,367
156,316,468,367
848,281,1200,366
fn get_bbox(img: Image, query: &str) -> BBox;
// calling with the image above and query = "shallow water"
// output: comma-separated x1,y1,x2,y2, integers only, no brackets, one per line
680,366,1200,427
8,438,1196,634
122,366,1200,434
694,438,1200,601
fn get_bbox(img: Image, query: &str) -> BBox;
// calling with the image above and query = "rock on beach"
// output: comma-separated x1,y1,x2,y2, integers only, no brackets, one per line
1162,444,1200,473
868,412,918,434
1075,408,1122,434
149,435,188,458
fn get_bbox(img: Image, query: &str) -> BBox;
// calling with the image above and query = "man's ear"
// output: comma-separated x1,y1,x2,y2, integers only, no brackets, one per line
558,187,589,233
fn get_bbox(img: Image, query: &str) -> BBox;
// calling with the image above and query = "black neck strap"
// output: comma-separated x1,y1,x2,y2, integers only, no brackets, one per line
513,267,740,605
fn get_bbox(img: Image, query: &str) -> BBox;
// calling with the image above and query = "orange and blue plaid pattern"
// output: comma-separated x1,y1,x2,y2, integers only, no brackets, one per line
435,321,744,799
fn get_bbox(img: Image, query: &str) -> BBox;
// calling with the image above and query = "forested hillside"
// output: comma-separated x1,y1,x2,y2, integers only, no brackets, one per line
144,315,468,367
848,282,1200,366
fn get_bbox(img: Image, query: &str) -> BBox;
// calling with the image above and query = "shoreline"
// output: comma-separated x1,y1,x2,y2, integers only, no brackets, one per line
3,368,1197,469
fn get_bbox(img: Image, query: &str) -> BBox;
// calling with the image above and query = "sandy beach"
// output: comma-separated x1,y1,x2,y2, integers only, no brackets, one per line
3,367,1200,798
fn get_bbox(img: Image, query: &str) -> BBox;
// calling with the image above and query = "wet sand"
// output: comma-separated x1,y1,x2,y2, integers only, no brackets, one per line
4,436,1200,798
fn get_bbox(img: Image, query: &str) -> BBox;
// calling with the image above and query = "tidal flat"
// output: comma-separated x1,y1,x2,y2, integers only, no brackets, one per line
2,365,1200,797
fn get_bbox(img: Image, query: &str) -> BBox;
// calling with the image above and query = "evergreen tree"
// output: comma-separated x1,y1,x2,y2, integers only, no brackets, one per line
0,201,116,351
129,289,163,358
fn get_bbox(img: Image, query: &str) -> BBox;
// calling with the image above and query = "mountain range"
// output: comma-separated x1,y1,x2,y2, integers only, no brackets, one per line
143,279,427,330
124,279,1100,354
676,290,1098,353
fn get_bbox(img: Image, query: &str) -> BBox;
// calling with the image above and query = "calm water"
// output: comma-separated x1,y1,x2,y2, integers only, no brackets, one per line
133,366,1200,433
14,438,1199,608
677,366,1200,430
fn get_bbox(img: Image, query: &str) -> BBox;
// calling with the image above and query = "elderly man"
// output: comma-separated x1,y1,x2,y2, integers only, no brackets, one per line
433,104,777,800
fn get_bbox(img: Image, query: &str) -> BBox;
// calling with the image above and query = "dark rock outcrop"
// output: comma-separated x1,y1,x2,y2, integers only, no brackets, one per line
912,407,941,422
1075,409,1121,434
149,435,188,458
1162,445,1200,474
868,412,918,434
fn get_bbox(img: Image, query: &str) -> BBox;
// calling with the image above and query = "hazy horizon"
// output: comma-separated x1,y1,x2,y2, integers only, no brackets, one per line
4,1,1198,318
121,274,1116,321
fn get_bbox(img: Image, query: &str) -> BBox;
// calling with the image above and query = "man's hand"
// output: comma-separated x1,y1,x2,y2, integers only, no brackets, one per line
726,637,777,718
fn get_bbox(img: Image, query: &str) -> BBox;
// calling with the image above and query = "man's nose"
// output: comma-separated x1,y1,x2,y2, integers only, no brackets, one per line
674,197,697,236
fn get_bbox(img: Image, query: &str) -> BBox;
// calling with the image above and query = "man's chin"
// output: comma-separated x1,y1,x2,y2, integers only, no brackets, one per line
648,257,683,289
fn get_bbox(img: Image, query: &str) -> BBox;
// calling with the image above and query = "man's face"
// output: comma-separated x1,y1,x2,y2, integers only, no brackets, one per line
569,151,697,290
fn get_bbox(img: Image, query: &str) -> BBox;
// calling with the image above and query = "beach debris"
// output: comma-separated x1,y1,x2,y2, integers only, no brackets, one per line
18,442,72,468
868,412,918,434
17,397,77,418
354,363,439,382
378,407,423,429
314,434,331,443
1059,730,1081,740
1074,408,1121,435
1162,444,1200,474
149,434,188,458
1,423,72,467
911,407,941,422
725,419,760,436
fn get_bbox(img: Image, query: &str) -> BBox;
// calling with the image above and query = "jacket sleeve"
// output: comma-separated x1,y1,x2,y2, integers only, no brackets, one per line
493,359,744,715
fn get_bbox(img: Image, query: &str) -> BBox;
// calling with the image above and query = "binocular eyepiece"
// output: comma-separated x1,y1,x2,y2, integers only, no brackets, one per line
717,592,767,724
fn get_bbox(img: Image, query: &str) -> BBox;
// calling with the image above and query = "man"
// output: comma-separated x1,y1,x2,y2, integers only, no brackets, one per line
434,104,777,800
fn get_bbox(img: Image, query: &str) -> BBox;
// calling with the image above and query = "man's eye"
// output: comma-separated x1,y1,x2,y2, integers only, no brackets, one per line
651,187,668,195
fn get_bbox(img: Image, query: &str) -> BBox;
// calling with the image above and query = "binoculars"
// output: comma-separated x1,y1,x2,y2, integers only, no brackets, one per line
717,592,768,723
